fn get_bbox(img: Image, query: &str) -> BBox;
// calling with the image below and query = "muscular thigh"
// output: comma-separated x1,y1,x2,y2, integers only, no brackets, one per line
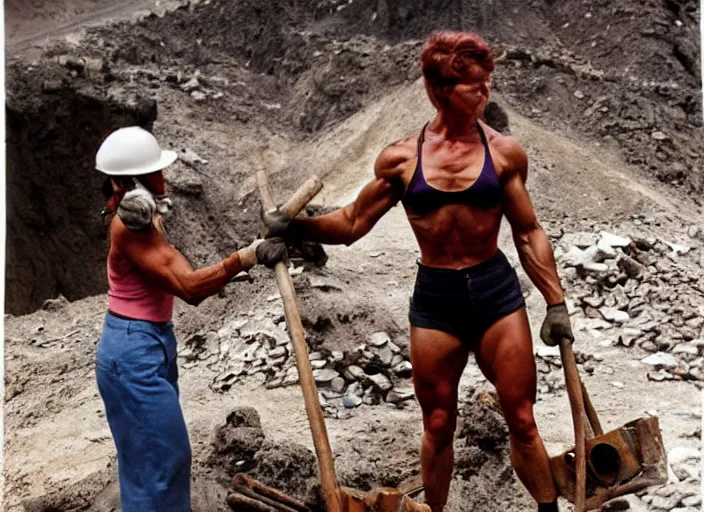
474,308,537,409
411,326,471,415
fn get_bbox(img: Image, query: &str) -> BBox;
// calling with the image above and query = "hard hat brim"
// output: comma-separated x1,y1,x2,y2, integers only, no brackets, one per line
97,149,178,176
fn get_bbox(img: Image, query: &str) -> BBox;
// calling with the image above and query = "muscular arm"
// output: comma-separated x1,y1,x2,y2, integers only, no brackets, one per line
500,139,564,305
289,142,411,246
111,219,243,306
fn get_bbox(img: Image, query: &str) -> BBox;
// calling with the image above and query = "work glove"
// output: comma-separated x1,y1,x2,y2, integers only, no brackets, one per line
117,188,156,232
261,206,292,238
237,238,288,270
540,302,574,347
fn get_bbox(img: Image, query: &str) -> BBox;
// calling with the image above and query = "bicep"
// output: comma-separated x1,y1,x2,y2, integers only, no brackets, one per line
348,174,403,223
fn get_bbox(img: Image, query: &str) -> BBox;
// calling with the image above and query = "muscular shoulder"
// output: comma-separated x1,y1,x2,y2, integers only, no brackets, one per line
374,132,418,181
109,215,158,252
483,125,528,182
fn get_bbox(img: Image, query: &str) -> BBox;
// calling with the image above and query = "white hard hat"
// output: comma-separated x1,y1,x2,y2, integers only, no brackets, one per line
95,126,177,176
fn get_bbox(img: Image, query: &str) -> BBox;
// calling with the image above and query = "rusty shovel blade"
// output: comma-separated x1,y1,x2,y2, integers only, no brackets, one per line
549,416,668,511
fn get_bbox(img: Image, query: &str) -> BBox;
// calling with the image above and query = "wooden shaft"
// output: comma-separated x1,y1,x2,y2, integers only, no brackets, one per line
233,474,311,512
581,381,603,437
227,491,280,512
560,339,586,512
281,175,323,218
257,171,323,238
256,172,342,512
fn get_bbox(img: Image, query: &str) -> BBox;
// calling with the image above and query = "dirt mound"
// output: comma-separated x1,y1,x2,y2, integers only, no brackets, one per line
5,60,157,314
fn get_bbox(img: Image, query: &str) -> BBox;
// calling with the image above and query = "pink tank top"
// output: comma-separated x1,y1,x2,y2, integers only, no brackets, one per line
107,248,174,323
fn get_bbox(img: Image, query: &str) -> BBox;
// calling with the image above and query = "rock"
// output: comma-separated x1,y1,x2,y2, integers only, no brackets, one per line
311,359,327,369
309,276,343,292
561,246,608,272
648,495,681,510
666,242,691,256
672,344,698,357
537,346,560,358
181,76,200,92
309,352,323,361
330,377,346,394
682,495,701,507
369,332,390,347
667,446,700,465
600,231,632,248
368,373,392,393
313,369,339,385
390,354,405,367
268,346,287,359
386,387,415,404
282,367,299,386
610,381,625,389
597,239,618,257
641,352,678,368
573,90,585,99
600,307,630,323
647,370,673,382
342,395,363,408
393,361,413,378
178,148,208,166
240,319,289,346
687,226,700,239
560,232,598,248
42,295,68,311
387,341,401,354
330,350,344,363
375,346,393,366
651,131,668,141
344,365,366,382
191,91,207,101
582,295,604,308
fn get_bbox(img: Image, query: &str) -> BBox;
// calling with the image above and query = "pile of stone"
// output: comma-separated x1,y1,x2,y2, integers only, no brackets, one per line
555,227,704,384
178,316,416,418
533,346,598,399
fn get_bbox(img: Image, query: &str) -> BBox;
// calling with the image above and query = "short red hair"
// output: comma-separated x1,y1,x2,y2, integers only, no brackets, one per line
420,31,494,88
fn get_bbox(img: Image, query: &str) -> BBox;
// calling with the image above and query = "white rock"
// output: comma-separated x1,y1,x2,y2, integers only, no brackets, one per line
331,377,346,393
369,332,390,347
599,231,631,248
313,368,340,384
651,131,668,141
600,307,630,323
311,359,327,370
536,346,561,358
666,242,691,256
344,365,366,381
368,373,392,392
667,446,700,465
641,352,678,368
597,239,618,257
386,387,415,404
610,381,625,389
393,361,413,378
672,344,698,357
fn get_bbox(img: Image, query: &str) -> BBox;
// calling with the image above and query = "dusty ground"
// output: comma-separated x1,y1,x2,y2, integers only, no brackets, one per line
4,1,703,511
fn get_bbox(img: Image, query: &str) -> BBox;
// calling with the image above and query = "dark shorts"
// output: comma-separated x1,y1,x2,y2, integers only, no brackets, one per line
409,250,526,345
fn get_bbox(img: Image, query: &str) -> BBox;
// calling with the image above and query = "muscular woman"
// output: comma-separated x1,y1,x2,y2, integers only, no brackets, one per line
263,32,573,512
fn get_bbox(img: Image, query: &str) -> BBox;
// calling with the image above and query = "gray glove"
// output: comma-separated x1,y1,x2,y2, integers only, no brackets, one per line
540,302,574,347
255,237,288,268
261,207,291,237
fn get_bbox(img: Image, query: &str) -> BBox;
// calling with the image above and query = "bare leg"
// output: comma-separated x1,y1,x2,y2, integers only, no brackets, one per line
474,308,557,504
410,326,470,512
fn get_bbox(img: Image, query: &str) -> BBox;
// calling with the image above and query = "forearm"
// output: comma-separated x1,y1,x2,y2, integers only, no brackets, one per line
289,206,362,246
180,252,244,305
513,226,564,305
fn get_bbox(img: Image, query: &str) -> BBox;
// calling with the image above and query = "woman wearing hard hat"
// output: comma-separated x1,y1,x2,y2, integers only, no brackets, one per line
94,126,286,512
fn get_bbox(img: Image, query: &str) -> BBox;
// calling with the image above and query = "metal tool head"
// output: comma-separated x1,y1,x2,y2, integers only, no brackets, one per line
549,416,668,510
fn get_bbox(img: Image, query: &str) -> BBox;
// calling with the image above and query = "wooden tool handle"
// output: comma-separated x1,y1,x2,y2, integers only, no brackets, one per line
257,171,323,238
256,172,342,512
560,338,586,512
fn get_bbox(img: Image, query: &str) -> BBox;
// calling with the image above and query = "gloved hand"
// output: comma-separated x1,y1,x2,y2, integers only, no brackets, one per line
237,238,288,270
261,206,291,238
117,188,156,232
540,302,574,347
255,237,288,268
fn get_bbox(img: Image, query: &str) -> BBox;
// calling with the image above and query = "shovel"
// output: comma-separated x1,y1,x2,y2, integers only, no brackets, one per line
550,338,668,511
226,172,430,512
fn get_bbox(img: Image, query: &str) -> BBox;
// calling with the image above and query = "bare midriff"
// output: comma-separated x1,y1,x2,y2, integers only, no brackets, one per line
404,202,503,269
